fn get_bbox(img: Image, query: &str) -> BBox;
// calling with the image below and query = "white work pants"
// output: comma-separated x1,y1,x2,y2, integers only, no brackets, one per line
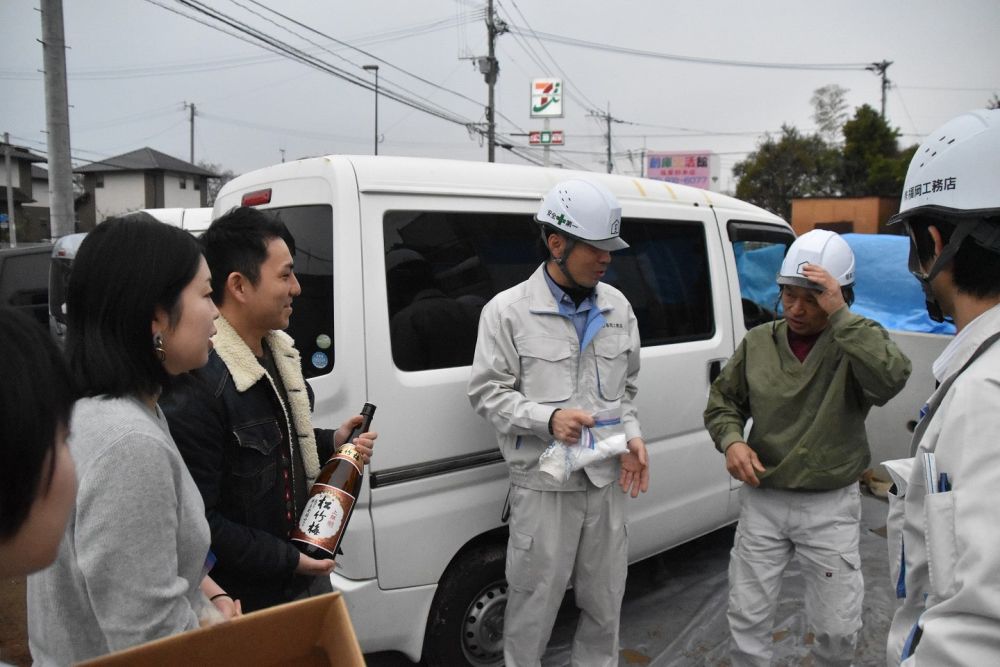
728,484,863,667
503,482,627,667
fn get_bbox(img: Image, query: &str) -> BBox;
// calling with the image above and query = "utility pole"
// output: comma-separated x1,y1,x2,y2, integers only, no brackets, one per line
480,0,507,162
605,108,612,173
40,0,74,238
362,64,380,155
866,60,893,119
4,133,16,247
184,102,196,163
588,104,625,173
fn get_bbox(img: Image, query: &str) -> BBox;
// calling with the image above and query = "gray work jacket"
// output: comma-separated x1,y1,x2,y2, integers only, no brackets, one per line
468,264,642,491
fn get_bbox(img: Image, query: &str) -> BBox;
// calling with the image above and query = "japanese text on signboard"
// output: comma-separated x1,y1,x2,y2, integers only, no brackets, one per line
647,152,714,189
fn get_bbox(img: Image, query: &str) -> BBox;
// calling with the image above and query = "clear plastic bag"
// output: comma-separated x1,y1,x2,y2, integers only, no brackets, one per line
538,408,628,482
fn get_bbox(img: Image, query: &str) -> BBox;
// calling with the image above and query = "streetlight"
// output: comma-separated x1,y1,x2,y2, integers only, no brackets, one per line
362,64,380,155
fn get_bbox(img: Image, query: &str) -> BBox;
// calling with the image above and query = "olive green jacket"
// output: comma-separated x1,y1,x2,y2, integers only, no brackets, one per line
704,307,911,490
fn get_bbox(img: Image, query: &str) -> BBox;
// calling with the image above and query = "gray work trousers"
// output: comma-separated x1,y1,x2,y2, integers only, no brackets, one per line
503,481,627,667
728,484,863,667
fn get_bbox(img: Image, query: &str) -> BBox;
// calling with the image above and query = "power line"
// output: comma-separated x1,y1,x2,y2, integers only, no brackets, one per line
497,0,602,113
240,1,527,133
168,0,478,131
897,84,998,92
508,26,873,71
147,0,558,169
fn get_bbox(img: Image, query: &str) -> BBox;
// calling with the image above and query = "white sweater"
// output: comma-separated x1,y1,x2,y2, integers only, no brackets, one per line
27,396,211,665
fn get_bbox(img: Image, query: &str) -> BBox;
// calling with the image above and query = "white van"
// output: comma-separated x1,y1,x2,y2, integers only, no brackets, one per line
141,206,213,236
47,208,211,343
48,232,87,345
211,156,930,666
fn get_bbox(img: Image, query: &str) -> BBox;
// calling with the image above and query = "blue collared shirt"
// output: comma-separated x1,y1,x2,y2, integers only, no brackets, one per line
542,267,606,351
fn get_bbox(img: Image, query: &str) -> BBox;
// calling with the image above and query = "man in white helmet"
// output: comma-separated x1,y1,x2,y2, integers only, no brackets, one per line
883,108,1000,665
705,229,911,666
468,178,649,666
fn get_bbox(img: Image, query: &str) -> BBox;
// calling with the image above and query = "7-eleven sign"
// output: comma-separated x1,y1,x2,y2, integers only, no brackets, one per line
530,78,563,118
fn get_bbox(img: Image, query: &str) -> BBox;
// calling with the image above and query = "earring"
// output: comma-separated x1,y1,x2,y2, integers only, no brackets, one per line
153,332,166,362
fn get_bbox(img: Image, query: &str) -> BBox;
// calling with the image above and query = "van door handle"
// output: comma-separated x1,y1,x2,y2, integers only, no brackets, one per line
708,359,722,383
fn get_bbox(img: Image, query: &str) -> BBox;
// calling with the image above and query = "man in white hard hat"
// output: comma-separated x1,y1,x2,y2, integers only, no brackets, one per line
883,108,1000,665
468,178,649,666
705,229,911,666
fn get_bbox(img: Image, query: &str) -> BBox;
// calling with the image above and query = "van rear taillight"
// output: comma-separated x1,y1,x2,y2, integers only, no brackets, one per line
241,189,272,207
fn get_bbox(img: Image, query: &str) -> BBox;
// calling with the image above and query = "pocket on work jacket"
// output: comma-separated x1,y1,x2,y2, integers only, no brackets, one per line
924,490,958,600
517,336,574,403
594,333,629,402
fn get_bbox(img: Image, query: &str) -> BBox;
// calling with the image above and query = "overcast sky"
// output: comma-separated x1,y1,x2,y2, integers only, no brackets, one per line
2,0,998,192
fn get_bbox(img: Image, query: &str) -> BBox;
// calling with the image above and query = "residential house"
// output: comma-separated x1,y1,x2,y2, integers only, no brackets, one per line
75,147,215,229
0,141,49,243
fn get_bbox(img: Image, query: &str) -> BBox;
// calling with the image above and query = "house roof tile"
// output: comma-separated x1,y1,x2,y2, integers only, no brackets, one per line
74,147,216,176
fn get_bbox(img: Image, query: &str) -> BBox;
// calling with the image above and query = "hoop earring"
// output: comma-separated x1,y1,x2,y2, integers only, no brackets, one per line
153,332,166,363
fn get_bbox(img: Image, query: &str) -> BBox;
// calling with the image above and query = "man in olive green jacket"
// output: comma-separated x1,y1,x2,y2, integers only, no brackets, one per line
704,230,910,667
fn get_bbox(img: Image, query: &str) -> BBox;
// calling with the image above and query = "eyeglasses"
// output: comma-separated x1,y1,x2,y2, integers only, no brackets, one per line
904,223,930,282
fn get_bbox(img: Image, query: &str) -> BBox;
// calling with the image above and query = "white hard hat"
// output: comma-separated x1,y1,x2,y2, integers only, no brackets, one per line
535,179,629,251
890,108,1000,253
777,229,855,289
893,109,1000,221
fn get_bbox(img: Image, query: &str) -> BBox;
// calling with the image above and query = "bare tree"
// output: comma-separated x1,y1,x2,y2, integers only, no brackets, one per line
987,93,1000,110
812,84,850,145
198,161,235,207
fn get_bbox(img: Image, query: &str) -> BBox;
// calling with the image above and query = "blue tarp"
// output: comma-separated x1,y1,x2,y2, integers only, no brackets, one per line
845,233,954,335
734,234,955,335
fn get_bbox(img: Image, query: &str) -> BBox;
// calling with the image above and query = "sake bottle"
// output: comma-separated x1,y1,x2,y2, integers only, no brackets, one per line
291,403,376,560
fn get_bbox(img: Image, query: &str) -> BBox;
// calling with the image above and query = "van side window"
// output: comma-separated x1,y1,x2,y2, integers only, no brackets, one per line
607,219,714,345
383,211,537,372
726,221,794,330
267,205,334,379
383,211,716,372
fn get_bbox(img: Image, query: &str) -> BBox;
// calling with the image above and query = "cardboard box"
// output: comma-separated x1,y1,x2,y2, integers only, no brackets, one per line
78,592,365,666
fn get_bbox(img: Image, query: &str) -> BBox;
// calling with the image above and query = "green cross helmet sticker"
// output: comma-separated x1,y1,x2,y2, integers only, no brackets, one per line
554,213,570,227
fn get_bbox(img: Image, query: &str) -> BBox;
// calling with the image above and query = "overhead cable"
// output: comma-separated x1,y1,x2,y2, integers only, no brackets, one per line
509,26,874,71
499,0,603,112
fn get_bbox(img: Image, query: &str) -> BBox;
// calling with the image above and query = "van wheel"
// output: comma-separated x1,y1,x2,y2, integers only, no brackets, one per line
423,543,507,667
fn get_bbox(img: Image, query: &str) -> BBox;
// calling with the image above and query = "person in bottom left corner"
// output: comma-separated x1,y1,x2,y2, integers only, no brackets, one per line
26,213,241,666
0,307,78,580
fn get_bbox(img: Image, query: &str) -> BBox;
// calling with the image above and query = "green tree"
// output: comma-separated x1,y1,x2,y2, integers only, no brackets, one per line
733,125,840,220
839,104,913,197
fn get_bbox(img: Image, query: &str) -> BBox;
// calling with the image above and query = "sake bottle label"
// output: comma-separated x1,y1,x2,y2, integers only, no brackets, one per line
297,485,354,541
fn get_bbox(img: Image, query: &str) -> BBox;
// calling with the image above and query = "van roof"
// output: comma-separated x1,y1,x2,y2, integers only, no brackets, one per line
141,207,213,232
51,233,88,258
222,155,785,224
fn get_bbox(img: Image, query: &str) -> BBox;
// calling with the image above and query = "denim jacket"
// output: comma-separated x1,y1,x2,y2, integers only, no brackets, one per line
161,316,334,611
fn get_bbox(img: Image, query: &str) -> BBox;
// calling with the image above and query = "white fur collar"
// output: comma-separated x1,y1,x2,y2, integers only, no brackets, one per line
211,316,320,480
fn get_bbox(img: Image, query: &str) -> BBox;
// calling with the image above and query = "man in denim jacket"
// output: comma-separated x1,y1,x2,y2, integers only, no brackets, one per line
468,179,649,666
162,207,375,612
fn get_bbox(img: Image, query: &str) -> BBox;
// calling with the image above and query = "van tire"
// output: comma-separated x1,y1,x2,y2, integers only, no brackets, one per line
423,543,507,667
